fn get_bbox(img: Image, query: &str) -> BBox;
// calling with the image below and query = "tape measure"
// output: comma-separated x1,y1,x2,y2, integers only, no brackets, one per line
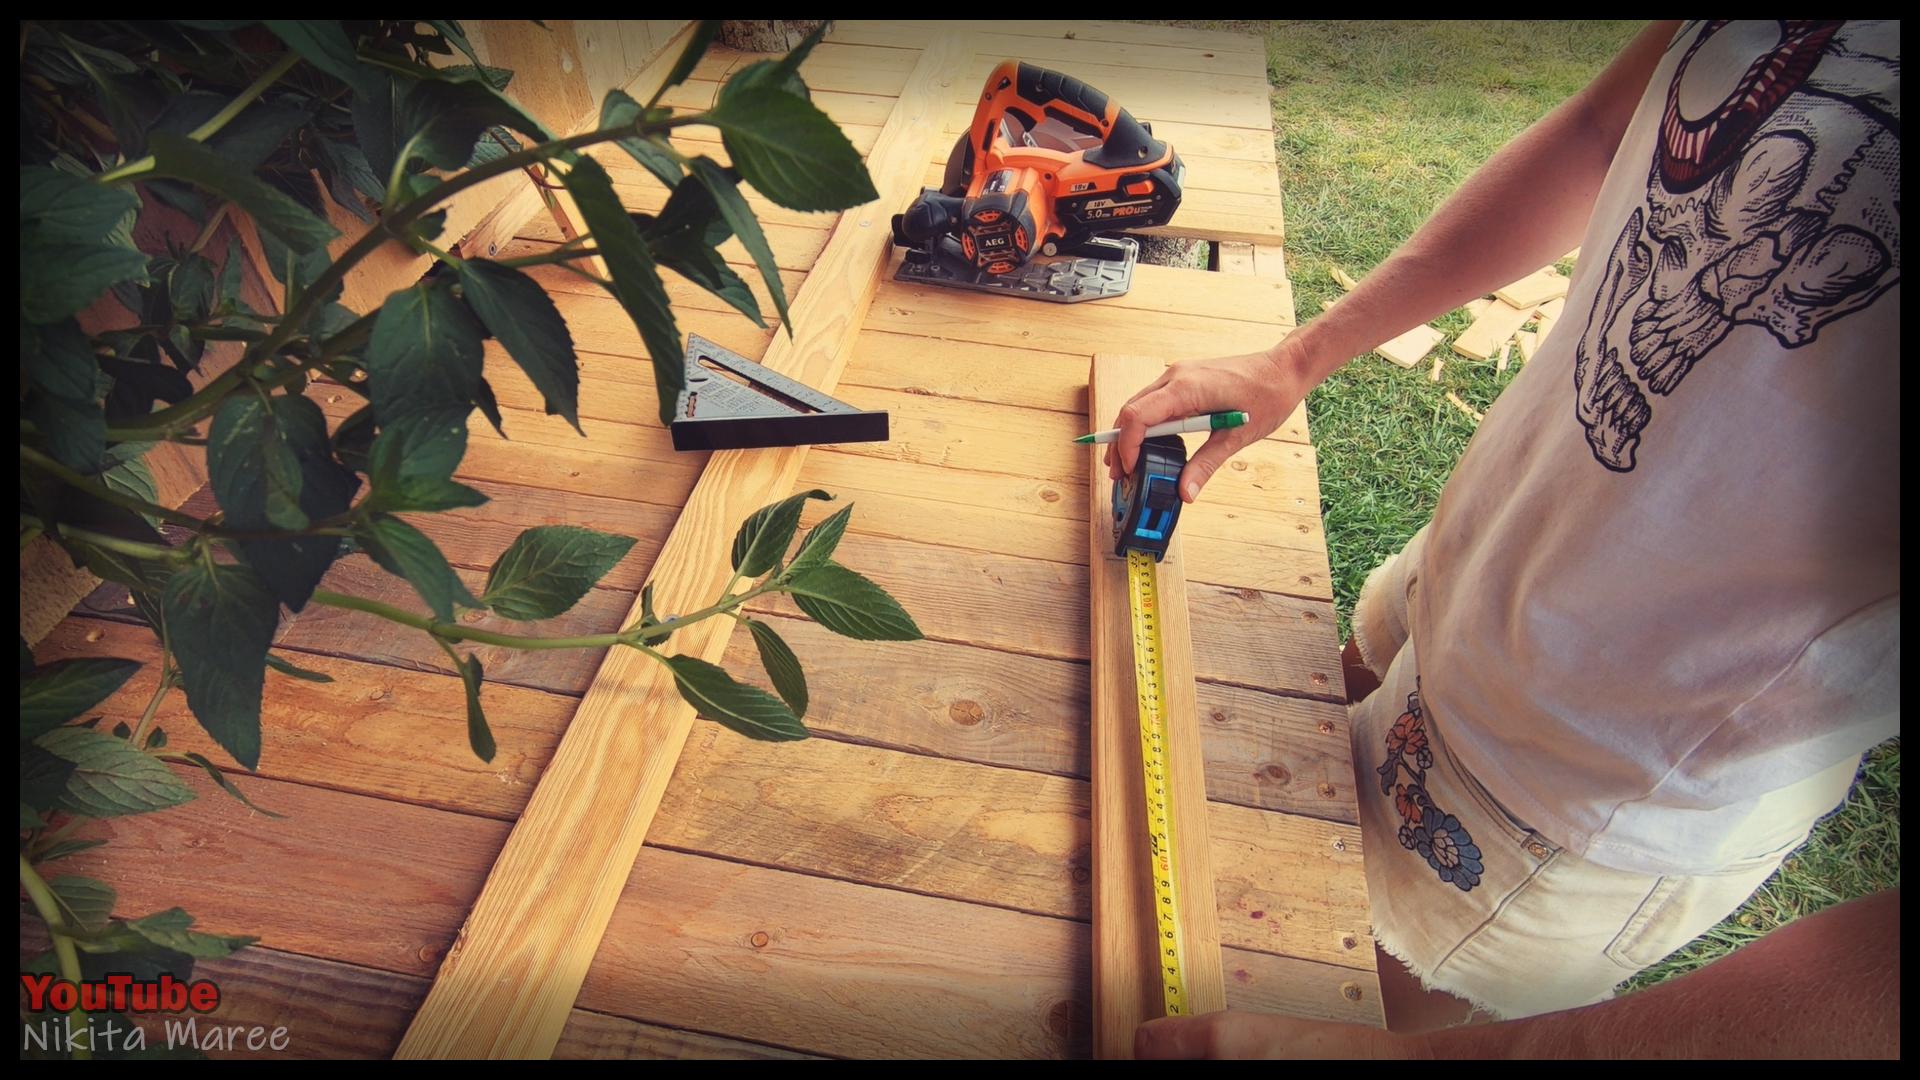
1112,434,1190,1016
1126,548,1189,1016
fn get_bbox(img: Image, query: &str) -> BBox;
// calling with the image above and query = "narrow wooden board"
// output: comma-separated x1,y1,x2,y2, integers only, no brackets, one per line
1463,297,1492,319
396,34,982,1059
1451,298,1531,361
1375,324,1444,369
1514,328,1539,364
1216,241,1255,275
1492,267,1570,309
1089,354,1228,1058
1533,295,1567,348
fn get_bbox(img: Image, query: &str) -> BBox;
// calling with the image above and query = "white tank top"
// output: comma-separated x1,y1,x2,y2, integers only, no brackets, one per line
1414,20,1900,875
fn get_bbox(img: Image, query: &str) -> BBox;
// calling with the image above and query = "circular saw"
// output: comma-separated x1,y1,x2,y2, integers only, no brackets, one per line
891,60,1185,302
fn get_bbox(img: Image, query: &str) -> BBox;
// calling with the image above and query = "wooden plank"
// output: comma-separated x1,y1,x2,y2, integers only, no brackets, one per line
1375,324,1445,369
1492,266,1570,309
1514,328,1539,364
822,27,1268,78
1451,298,1531,361
396,34,982,1059
1533,295,1567,348
1215,241,1255,275
907,19,1269,58
1088,353,1227,1057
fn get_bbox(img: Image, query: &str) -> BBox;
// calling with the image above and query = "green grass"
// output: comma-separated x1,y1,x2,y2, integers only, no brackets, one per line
1157,19,1899,994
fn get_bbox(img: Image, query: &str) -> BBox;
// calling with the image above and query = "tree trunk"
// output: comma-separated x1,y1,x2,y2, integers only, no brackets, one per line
717,21,828,53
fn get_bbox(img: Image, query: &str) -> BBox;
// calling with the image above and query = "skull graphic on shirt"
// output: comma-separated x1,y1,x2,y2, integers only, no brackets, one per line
1573,20,1901,471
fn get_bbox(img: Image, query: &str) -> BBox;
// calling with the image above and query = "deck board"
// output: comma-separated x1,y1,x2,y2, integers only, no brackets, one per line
33,23,1377,1056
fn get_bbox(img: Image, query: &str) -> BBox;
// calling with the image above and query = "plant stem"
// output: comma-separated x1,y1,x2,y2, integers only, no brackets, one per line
497,246,603,269
187,202,232,256
19,853,92,1059
310,574,781,653
96,52,303,184
312,591,631,650
18,447,205,529
126,116,698,441
128,659,174,747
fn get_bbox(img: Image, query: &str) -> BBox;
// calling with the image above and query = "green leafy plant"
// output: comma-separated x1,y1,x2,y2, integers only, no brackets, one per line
20,20,916,1056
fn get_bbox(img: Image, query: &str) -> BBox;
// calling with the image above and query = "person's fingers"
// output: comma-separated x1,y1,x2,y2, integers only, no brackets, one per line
1137,1012,1306,1059
1108,368,1176,479
1178,425,1256,502
1111,383,1186,477
1136,1014,1221,1059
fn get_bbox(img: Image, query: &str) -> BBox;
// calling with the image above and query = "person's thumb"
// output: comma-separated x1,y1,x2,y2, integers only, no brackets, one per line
1179,427,1252,503
1135,1015,1215,1059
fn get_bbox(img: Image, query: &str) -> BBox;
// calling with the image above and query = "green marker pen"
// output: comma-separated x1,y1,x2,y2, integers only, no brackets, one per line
1074,410,1248,445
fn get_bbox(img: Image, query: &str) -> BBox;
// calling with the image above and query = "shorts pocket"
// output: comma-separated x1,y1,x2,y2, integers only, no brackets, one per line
1603,859,1783,972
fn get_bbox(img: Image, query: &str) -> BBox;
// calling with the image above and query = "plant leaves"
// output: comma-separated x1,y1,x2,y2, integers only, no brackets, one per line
173,751,286,818
356,514,481,621
785,563,923,641
35,838,107,863
35,726,196,817
22,320,107,472
718,22,827,104
265,653,333,683
559,156,683,424
398,76,551,173
458,654,494,762
731,490,829,578
664,655,807,742
50,876,116,933
115,908,257,959
785,504,851,577
481,525,637,621
208,393,359,610
18,168,149,326
349,70,408,186
689,157,791,331
366,279,487,424
365,405,489,513
600,88,682,189
746,618,808,719
148,133,339,254
102,357,194,423
21,658,144,741
657,21,720,100
427,20,482,68
455,260,580,430
162,559,279,769
263,20,378,96
706,88,878,212
207,100,312,173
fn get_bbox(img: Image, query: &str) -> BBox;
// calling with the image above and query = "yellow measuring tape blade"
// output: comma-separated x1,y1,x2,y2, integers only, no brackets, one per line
1125,549,1188,1017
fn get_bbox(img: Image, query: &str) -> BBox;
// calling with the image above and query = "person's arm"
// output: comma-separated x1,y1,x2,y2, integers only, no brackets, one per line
1107,20,1680,499
1136,888,1901,1059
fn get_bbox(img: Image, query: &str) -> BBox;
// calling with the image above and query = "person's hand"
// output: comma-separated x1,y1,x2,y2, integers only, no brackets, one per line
1135,1011,1432,1059
1103,335,1312,503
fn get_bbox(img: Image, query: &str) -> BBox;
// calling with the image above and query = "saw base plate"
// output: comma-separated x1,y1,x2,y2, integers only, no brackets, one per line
894,235,1137,303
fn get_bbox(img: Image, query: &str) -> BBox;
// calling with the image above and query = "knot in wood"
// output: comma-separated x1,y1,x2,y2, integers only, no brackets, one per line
948,700,985,726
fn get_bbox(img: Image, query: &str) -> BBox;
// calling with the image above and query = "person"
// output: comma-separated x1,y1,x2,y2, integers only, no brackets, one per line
1105,20,1900,1059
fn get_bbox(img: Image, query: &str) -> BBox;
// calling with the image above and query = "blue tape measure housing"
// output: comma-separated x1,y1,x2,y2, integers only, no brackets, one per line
1112,435,1187,561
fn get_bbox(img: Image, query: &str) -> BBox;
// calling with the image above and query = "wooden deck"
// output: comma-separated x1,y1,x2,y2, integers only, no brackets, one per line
37,20,1377,1058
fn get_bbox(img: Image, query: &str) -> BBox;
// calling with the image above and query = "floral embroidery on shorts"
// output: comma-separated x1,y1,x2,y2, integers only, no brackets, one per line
1377,683,1483,891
